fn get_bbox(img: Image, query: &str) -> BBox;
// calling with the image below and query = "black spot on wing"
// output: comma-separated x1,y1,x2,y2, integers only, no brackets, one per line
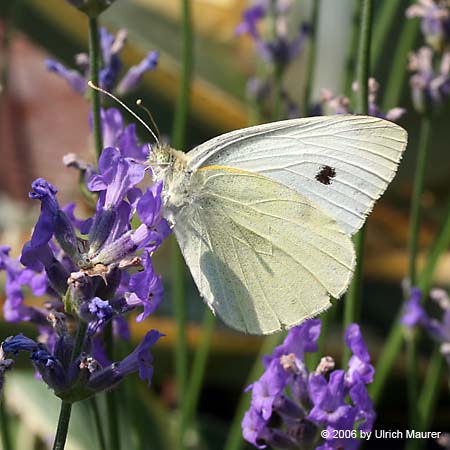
315,165,336,185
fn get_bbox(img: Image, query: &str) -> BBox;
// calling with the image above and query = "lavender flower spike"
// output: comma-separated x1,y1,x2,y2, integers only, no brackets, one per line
88,330,163,391
242,320,376,449
45,59,86,94
116,51,160,95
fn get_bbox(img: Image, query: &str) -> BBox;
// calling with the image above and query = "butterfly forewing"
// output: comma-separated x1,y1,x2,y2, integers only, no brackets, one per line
187,115,408,236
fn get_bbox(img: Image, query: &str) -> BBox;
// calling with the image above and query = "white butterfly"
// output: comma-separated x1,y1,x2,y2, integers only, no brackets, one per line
148,115,407,335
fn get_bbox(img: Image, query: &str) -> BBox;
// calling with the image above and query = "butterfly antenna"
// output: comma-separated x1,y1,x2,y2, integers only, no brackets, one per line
87,81,160,146
136,99,161,142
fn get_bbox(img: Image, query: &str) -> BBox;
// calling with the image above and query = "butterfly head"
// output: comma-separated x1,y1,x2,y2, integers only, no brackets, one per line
147,145,191,221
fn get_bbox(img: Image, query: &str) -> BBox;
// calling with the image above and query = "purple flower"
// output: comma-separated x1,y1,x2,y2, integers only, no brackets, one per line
236,5,266,38
1,247,49,323
28,178,60,248
116,51,159,95
126,251,163,322
2,334,39,354
46,27,157,97
408,46,450,112
236,2,309,67
250,359,287,420
242,321,376,449
319,79,406,121
242,408,268,449
345,323,375,386
88,147,145,209
88,330,163,390
349,381,375,433
45,59,86,94
401,287,428,328
277,319,320,358
308,371,354,427
406,0,450,50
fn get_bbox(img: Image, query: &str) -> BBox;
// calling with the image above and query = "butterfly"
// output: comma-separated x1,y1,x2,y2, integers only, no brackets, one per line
87,85,407,335
146,115,407,335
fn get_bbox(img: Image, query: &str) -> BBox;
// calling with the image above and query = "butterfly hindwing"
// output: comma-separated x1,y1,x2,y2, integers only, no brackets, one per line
173,166,355,334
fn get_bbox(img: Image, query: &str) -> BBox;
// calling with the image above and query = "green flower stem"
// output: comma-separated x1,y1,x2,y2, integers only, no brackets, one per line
408,116,432,285
419,195,450,292
105,323,120,450
372,168,450,407
52,319,89,450
183,309,215,428
0,399,13,450
371,0,403,68
52,402,72,450
342,0,372,366
418,349,444,430
354,0,372,115
272,67,283,121
343,0,362,96
268,0,282,121
405,115,432,432
171,0,193,448
410,349,444,450
72,320,88,361
369,315,403,404
90,398,107,450
406,331,419,431
172,0,193,148
224,333,284,450
371,116,433,408
302,0,320,116
381,16,419,111
88,16,104,162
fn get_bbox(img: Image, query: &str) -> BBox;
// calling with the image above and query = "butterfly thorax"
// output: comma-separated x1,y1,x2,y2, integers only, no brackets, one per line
147,145,192,223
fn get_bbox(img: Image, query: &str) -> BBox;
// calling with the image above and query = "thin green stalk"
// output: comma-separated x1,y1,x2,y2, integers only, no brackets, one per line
342,226,366,365
172,239,188,450
419,194,450,292
171,0,193,448
90,398,107,450
372,155,450,406
381,15,419,111
405,115,432,432
412,349,444,450
105,323,120,450
408,117,432,285
354,0,372,115
371,0,403,68
418,349,444,427
302,0,320,116
88,16,104,161
272,68,283,121
0,400,13,450
51,319,89,450
406,331,419,431
72,320,88,361
172,0,193,148
268,0,283,121
183,309,215,427
342,0,372,366
224,333,284,450
52,402,72,450
369,315,403,404
344,0,362,96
